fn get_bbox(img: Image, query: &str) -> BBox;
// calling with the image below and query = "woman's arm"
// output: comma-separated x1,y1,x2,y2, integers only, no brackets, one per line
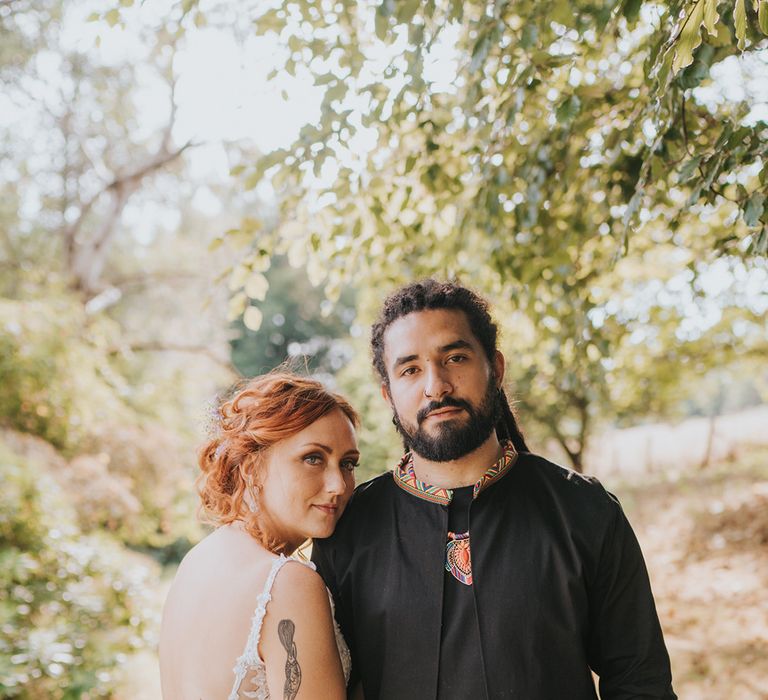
261,562,347,700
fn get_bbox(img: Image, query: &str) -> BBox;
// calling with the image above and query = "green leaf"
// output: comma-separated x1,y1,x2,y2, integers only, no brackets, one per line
245,272,269,301
227,292,248,321
654,48,674,92
243,306,263,331
622,0,643,22
672,0,706,74
208,237,224,252
710,18,732,45
520,24,538,49
244,171,262,190
748,225,768,255
678,59,709,88
396,0,420,24
375,9,388,41
679,155,702,182
743,192,766,227
759,0,768,34
470,31,492,73
734,0,747,49
555,95,581,124
105,8,120,27
449,0,464,21
702,0,719,35
551,0,574,26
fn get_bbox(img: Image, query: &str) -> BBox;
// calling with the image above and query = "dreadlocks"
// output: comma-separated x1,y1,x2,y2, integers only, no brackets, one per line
371,279,529,454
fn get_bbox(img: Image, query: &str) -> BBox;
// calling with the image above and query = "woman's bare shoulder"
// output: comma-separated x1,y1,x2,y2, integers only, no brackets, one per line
271,560,329,606
174,525,273,584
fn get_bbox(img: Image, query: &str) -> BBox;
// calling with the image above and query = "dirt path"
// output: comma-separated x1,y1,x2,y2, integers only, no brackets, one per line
616,448,768,700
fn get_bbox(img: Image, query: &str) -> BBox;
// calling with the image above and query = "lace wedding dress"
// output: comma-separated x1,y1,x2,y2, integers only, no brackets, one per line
227,555,351,700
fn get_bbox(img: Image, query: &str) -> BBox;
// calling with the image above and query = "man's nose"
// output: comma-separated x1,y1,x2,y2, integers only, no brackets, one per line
424,363,453,399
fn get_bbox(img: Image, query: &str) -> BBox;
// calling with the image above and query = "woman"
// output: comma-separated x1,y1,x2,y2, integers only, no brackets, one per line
159,372,359,700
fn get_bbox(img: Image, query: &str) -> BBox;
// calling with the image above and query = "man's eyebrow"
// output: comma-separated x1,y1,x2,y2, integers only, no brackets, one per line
392,353,418,370
440,340,473,353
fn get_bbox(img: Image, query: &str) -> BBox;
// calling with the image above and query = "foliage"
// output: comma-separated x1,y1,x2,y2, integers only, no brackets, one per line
200,0,767,469
0,295,126,452
0,440,156,699
230,256,356,378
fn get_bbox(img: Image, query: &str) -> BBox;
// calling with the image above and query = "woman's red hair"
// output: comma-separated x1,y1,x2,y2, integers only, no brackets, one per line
197,371,359,552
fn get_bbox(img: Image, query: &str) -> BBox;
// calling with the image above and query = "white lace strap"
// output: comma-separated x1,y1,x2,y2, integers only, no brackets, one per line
242,555,291,662
228,556,316,700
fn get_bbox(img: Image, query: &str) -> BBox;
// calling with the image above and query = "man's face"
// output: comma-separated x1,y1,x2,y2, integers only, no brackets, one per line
381,308,504,462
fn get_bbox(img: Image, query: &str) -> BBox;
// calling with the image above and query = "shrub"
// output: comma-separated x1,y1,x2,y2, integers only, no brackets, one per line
0,442,156,698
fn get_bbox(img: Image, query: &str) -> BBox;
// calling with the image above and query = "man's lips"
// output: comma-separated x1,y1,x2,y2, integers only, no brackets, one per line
425,406,464,419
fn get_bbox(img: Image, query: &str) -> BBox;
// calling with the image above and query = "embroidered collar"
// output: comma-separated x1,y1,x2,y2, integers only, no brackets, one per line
393,441,518,505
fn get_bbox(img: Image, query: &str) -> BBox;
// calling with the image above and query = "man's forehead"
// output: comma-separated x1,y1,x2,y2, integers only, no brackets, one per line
382,308,480,356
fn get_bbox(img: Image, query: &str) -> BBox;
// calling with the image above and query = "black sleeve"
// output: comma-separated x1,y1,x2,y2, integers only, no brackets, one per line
586,496,677,700
311,537,361,693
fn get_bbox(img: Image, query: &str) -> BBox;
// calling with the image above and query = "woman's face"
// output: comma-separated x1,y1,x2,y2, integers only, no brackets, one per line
258,408,359,551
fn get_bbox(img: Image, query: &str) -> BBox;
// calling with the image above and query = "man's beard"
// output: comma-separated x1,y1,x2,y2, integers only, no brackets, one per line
392,380,500,462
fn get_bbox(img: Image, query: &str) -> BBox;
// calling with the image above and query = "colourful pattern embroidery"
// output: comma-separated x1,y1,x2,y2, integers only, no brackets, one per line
472,443,517,498
445,531,472,585
393,441,517,505
393,462,453,504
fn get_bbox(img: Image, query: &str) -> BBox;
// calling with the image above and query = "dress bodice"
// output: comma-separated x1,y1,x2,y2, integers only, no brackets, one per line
228,554,351,700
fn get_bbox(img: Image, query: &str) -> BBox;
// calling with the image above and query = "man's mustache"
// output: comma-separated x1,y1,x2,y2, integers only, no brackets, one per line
417,397,473,425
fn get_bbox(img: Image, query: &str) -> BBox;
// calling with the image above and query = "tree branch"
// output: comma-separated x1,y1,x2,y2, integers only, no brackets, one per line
109,341,237,374
110,270,208,289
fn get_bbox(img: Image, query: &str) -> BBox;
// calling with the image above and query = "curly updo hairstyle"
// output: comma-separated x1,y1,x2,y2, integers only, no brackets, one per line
197,371,359,552
370,279,529,454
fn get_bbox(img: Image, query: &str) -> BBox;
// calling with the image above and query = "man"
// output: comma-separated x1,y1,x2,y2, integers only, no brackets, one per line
313,279,676,700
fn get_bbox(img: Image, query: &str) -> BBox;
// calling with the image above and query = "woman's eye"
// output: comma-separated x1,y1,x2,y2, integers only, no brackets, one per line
342,460,359,472
303,454,323,466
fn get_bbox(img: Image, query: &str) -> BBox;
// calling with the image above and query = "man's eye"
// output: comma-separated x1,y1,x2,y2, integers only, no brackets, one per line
401,366,418,376
447,355,467,363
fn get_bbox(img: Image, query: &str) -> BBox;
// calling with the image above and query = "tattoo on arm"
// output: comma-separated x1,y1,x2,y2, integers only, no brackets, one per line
278,619,301,700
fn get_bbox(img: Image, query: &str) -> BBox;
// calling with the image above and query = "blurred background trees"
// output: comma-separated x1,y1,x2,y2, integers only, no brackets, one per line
1,0,767,696
1,1,236,695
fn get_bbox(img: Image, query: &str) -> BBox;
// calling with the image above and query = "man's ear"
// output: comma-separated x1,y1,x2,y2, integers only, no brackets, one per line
381,381,391,405
493,350,505,388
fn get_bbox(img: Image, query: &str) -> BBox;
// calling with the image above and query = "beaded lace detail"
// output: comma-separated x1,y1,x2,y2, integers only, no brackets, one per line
227,555,351,700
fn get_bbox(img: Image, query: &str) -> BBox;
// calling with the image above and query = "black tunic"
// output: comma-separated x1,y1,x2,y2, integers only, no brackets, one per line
312,452,676,700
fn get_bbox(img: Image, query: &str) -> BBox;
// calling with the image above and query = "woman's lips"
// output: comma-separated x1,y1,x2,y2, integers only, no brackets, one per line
313,504,339,515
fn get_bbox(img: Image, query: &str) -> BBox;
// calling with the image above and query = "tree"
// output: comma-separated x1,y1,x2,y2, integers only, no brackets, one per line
97,0,767,470
207,0,766,470
0,0,235,540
